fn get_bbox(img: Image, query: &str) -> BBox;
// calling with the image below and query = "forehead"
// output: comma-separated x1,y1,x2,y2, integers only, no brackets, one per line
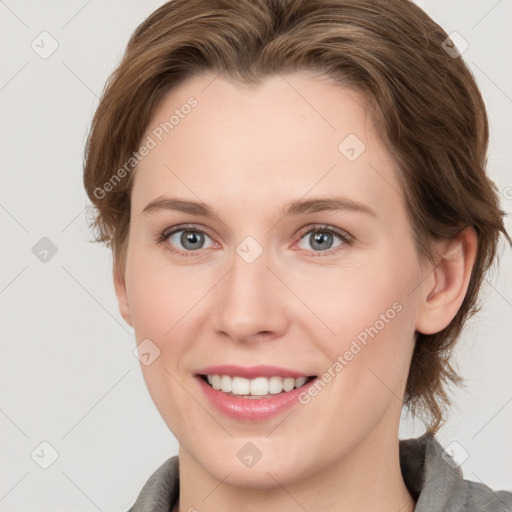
131,71,402,217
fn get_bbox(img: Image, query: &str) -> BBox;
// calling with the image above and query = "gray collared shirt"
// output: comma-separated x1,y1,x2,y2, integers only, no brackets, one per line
128,432,512,511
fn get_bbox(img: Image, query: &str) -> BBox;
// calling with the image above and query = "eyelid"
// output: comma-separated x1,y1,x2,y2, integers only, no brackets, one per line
160,223,218,252
291,224,354,256
161,223,214,239
158,223,354,256
295,224,354,243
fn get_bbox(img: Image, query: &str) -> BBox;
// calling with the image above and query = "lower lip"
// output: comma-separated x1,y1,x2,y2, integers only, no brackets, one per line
196,375,317,421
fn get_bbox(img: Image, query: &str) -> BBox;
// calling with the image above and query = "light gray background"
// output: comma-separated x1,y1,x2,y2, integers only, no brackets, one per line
1,0,511,510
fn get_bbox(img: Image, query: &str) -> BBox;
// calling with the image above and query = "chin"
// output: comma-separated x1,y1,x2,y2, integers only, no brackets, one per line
192,445,314,489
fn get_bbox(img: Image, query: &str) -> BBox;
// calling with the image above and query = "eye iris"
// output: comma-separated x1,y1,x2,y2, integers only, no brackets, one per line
310,231,333,251
173,229,339,252
181,231,204,250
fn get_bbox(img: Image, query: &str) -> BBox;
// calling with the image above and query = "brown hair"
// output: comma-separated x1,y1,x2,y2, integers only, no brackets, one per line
83,0,510,433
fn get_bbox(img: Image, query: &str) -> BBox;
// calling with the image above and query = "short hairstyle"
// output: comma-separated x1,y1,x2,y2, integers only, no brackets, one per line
83,0,510,433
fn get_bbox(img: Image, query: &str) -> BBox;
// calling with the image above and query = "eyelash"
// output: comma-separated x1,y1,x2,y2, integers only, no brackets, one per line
155,223,354,257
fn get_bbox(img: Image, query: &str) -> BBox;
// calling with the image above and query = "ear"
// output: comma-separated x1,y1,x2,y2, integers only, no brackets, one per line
415,227,478,335
113,265,133,327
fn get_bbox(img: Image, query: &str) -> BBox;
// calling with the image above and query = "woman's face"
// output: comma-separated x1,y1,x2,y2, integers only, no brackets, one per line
116,70,430,486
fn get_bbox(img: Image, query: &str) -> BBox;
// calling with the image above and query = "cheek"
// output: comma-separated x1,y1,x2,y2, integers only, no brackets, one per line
126,259,201,430
125,246,210,340
291,249,419,396
125,253,218,414
126,234,420,348
126,220,421,343
291,255,416,344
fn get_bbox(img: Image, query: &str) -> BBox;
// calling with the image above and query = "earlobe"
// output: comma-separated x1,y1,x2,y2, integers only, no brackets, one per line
113,267,133,327
415,227,477,335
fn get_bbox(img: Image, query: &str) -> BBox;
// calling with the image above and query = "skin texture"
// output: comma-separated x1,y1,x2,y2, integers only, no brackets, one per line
113,71,477,512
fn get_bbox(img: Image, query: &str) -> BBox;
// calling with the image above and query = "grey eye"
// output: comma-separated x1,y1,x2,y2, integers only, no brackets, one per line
298,230,344,251
168,230,213,251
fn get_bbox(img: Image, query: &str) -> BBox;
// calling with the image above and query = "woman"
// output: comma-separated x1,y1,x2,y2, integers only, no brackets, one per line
83,0,511,510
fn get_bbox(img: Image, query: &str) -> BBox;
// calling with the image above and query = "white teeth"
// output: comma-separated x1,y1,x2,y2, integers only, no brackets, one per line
220,375,232,392
232,376,250,395
268,376,285,394
211,375,221,390
250,377,268,396
204,374,310,396
283,377,295,392
295,376,307,388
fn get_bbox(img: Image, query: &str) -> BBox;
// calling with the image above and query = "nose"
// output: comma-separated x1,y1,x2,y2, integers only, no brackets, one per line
211,242,289,344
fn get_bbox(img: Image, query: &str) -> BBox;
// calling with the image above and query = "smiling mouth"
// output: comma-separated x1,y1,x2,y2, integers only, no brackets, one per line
198,374,317,398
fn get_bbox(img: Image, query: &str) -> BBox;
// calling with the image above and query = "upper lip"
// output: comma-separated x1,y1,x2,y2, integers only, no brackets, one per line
196,364,314,379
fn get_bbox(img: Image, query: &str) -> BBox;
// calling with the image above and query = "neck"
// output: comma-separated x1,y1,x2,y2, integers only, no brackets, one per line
174,419,416,512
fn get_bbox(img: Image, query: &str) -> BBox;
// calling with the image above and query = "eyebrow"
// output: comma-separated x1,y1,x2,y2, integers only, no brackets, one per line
140,196,376,218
